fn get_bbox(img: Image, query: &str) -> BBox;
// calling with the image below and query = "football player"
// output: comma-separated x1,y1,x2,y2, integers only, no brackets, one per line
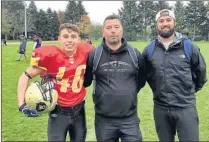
33,35,42,50
17,23,94,141
16,35,27,61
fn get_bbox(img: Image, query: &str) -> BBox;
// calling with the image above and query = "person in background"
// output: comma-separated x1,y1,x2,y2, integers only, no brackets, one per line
16,35,27,61
86,37,92,45
3,38,7,46
33,35,42,50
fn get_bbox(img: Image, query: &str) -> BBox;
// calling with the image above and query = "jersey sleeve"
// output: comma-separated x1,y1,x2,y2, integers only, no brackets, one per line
30,46,58,71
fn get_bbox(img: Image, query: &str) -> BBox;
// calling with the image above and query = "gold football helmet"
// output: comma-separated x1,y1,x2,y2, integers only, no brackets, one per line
25,81,58,113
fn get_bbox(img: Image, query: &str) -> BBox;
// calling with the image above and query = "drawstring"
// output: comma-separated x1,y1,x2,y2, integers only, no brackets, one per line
107,48,111,84
117,53,120,76
117,52,119,68
114,52,119,76
107,49,120,84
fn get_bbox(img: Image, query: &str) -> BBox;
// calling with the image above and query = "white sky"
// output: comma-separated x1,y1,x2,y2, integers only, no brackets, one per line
29,1,123,24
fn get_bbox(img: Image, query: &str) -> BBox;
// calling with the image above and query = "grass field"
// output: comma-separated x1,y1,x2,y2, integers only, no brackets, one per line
2,40,209,141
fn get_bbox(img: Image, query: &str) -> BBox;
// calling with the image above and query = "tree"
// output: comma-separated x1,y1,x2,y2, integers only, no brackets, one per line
207,2,209,40
45,8,54,40
174,1,186,33
78,15,91,39
77,1,88,20
58,10,64,24
2,9,10,35
27,1,38,37
10,9,25,39
51,11,60,40
89,23,103,40
36,9,48,40
118,1,139,41
155,1,171,11
185,1,207,40
63,1,80,24
138,1,156,40
199,2,209,41
2,1,24,13
2,1,25,39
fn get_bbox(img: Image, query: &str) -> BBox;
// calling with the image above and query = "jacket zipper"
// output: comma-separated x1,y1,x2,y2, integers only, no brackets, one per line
164,49,169,106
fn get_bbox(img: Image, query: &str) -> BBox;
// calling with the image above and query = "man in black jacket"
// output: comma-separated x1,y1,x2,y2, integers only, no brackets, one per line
143,9,207,141
84,15,146,142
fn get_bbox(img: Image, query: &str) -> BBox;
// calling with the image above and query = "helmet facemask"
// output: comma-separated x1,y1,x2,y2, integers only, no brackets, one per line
25,80,58,113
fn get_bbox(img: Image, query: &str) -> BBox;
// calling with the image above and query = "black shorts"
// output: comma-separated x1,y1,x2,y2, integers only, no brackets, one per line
17,49,25,54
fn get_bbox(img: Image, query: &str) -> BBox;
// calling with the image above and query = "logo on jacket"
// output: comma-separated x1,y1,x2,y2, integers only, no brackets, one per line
100,61,130,68
100,61,131,73
179,54,186,58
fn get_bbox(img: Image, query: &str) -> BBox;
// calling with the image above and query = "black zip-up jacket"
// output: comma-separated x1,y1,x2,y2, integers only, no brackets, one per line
84,38,146,118
142,32,207,108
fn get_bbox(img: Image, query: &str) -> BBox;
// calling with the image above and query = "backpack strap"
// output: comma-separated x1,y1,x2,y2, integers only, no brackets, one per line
146,40,156,60
127,44,138,69
92,44,103,95
183,39,193,61
92,44,103,73
127,44,140,91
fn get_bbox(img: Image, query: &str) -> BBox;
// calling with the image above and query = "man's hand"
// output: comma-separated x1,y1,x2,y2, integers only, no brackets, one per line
19,103,39,117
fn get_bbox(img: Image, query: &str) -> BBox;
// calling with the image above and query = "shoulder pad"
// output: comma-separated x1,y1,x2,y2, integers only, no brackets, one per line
77,43,95,53
33,45,61,57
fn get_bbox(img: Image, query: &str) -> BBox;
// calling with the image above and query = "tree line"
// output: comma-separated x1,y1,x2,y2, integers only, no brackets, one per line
118,1,209,41
2,1,91,40
2,1,209,41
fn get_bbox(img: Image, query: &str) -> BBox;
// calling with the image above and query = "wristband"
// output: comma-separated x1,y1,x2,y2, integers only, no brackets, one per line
24,71,32,79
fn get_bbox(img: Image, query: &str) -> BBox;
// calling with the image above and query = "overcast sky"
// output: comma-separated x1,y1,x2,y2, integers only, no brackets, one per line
29,1,123,24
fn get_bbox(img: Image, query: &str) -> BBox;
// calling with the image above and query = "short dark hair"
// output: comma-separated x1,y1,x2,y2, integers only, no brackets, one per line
59,23,80,34
103,15,121,25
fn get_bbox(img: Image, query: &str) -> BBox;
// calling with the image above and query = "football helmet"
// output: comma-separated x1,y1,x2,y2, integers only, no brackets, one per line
25,81,58,113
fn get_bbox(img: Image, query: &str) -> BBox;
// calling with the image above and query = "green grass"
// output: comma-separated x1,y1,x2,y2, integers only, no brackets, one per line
2,41,209,141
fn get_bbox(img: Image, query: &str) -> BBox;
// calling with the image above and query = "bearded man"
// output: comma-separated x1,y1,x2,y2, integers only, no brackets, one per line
142,9,207,142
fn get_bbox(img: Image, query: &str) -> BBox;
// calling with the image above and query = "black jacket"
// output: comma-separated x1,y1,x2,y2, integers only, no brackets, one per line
84,38,146,117
143,32,207,108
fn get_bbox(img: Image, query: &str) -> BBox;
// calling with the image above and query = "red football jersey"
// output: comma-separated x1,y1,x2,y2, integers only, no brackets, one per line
30,43,94,107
